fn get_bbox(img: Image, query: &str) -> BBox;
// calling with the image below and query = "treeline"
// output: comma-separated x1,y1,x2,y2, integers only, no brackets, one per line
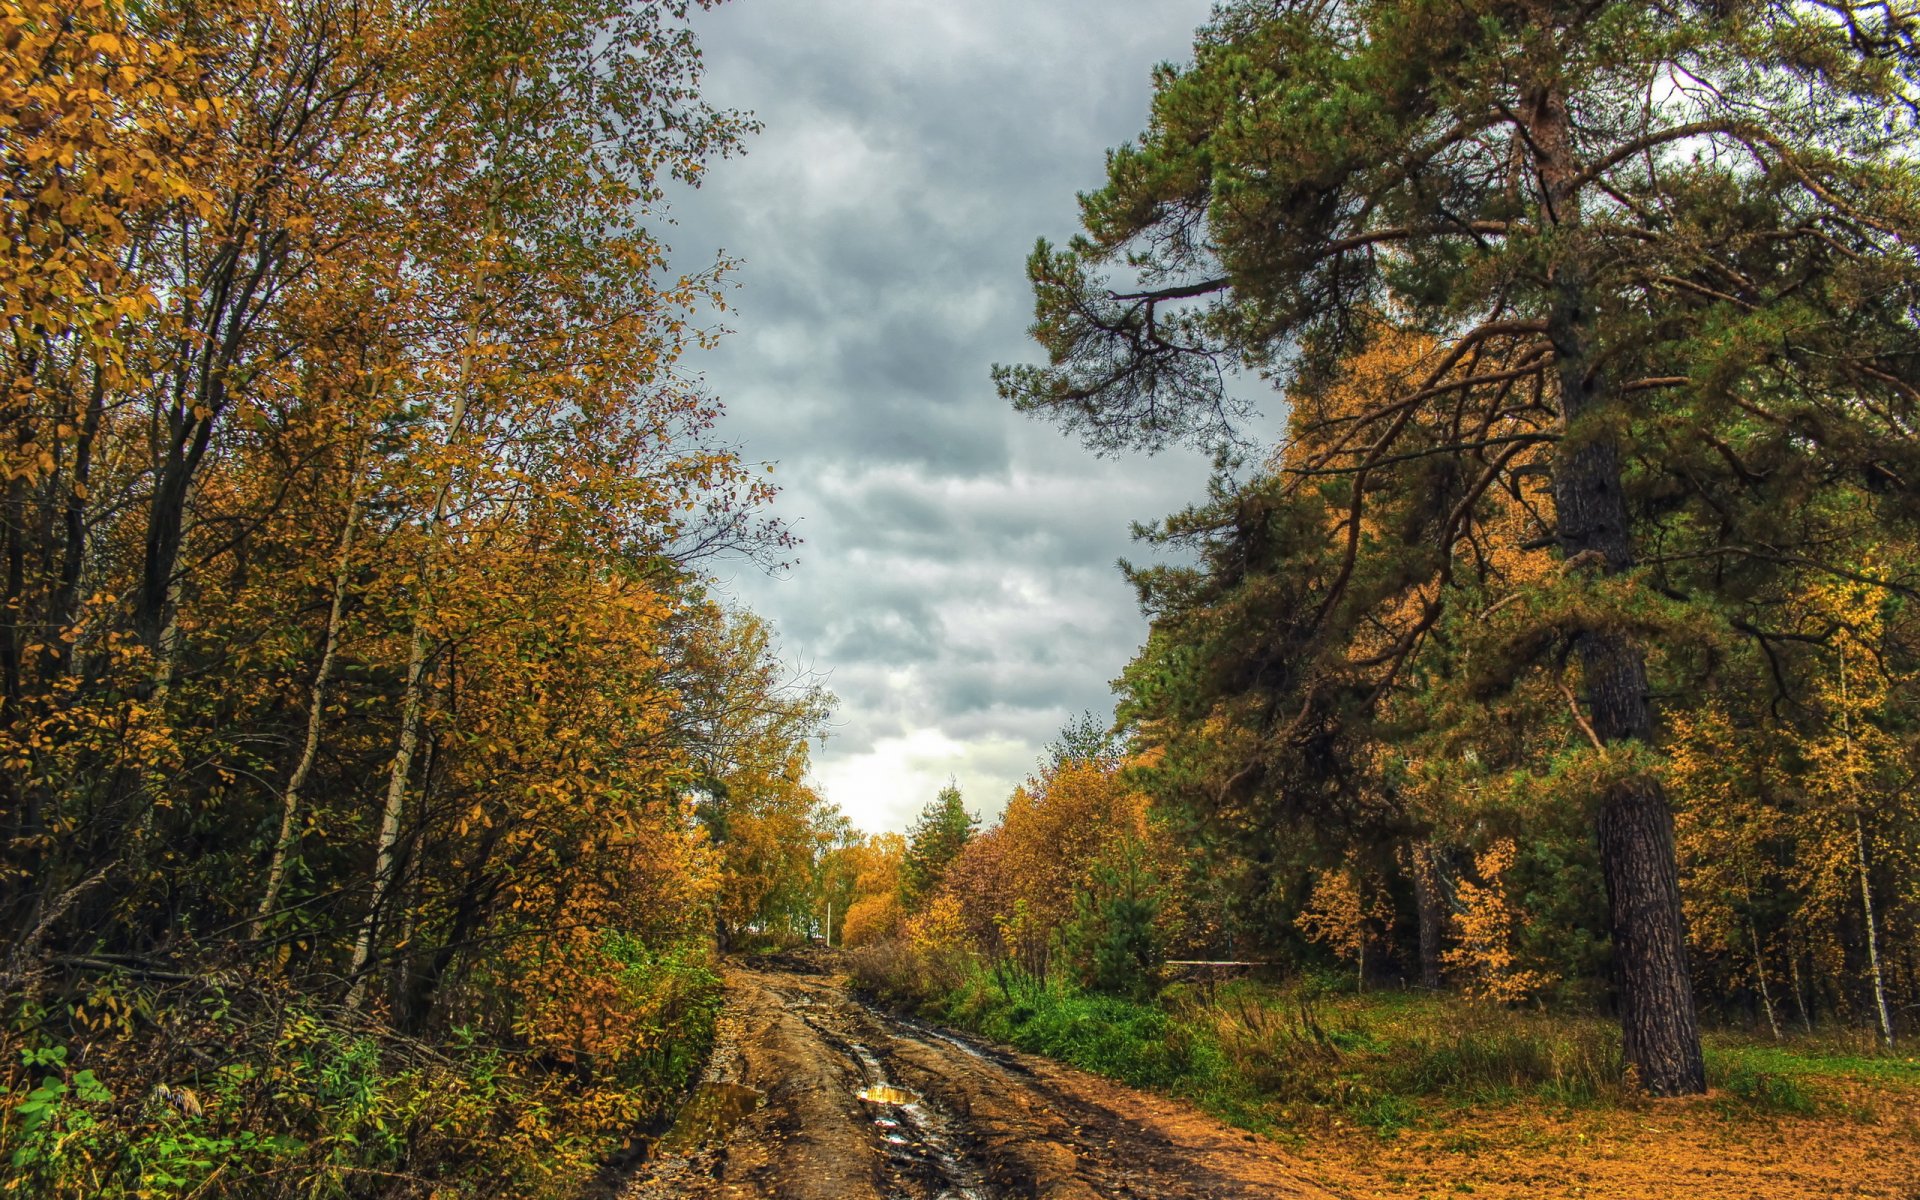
851,0,1920,1100
835,728,1189,1003
0,1,842,1194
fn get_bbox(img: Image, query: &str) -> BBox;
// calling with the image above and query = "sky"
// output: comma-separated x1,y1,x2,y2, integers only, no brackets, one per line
667,0,1241,833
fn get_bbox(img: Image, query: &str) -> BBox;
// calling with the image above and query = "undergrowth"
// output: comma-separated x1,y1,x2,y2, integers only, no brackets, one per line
1,936,721,1198
848,944,1914,1140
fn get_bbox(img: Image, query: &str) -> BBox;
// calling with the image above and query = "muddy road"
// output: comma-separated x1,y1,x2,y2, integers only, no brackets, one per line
619,958,1338,1200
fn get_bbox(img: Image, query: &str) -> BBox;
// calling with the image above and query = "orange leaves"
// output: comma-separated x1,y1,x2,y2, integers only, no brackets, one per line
0,0,208,344
933,757,1183,966
1441,840,1559,1004
835,833,907,947
1295,863,1395,987
0,0,769,1190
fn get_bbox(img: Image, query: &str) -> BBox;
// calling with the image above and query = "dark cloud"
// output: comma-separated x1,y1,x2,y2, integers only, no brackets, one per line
668,0,1236,830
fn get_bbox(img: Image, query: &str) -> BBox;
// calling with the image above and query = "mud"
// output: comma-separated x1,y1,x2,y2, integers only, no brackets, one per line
619,964,1338,1200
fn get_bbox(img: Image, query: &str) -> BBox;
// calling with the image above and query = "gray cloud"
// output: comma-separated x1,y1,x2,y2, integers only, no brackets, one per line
668,0,1238,830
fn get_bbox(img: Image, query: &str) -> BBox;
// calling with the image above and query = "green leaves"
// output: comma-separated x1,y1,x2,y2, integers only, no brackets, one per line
900,785,979,913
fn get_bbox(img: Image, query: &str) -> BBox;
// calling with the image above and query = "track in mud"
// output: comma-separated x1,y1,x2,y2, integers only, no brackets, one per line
618,961,1337,1200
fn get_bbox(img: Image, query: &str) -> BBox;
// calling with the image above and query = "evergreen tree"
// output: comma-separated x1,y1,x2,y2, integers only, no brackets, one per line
900,783,979,911
1067,836,1168,1001
1002,0,1920,1093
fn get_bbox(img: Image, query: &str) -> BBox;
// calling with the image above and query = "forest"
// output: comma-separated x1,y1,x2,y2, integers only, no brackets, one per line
3,0,1918,1196
0,0,853,1192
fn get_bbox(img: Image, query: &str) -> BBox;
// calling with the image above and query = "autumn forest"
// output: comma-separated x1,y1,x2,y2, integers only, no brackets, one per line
4,0,1920,1197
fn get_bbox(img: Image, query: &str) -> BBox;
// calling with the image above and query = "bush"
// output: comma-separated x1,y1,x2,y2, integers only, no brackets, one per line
1,935,721,1198
1061,839,1167,1002
843,939,929,1007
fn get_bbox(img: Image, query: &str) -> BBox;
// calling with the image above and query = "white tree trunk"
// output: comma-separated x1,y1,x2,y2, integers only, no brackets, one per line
343,187,504,1009
1854,811,1895,1047
1748,914,1780,1042
254,455,365,939
1839,647,1895,1046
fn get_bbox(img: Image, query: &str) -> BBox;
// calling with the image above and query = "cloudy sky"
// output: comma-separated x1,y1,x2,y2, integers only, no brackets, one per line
668,0,1243,833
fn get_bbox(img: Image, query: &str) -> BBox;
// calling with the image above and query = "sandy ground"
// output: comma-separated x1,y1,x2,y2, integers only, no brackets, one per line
1286,1082,1920,1200
618,958,1336,1199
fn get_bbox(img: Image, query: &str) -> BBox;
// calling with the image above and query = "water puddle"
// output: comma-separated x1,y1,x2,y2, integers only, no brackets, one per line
848,1058,989,1199
784,993,994,1198
653,1081,764,1155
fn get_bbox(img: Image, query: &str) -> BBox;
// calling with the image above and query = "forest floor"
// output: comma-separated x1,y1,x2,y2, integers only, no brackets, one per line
618,954,1920,1199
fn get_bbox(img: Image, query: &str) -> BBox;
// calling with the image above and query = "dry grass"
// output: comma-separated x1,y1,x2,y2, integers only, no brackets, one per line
853,949,1920,1198
1174,978,1920,1198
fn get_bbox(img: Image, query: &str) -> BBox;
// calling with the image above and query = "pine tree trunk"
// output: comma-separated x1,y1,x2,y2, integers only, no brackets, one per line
1410,841,1446,989
1532,84,1706,1096
1591,776,1705,1092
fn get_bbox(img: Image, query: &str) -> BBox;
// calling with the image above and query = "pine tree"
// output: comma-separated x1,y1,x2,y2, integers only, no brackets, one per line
1003,0,1920,1093
900,783,978,912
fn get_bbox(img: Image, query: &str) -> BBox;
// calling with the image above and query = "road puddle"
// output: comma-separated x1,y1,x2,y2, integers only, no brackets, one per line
653,1080,764,1154
781,990,994,1198
854,1068,989,1198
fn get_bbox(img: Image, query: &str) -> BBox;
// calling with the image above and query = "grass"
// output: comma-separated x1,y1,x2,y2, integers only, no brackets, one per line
948,974,1198,1091
844,947,1920,1197
862,953,1918,1140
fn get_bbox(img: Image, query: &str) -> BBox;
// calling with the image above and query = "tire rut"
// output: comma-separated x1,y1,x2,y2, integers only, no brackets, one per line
616,964,1341,1200
772,981,995,1199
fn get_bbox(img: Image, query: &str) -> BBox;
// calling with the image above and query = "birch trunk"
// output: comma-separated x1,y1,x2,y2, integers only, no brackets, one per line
253,449,365,939
1839,647,1896,1046
1855,811,1894,1046
344,189,502,1009
1790,951,1814,1032
1749,915,1780,1042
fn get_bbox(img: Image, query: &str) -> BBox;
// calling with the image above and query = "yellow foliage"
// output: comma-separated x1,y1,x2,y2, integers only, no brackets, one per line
838,832,906,946
936,757,1186,966
1443,840,1558,1004
841,891,902,948
906,892,970,958
1296,863,1394,987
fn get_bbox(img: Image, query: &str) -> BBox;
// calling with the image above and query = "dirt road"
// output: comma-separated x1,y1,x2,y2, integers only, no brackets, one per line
619,958,1337,1200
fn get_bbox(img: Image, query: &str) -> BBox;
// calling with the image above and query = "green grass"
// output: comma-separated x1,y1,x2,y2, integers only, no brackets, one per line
1704,1037,1920,1084
1701,1034,1920,1116
880,960,1917,1140
946,973,1199,1092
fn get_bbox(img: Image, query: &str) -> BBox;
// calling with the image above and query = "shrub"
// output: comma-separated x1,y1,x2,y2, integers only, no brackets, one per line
1,936,721,1199
1062,838,1168,1002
